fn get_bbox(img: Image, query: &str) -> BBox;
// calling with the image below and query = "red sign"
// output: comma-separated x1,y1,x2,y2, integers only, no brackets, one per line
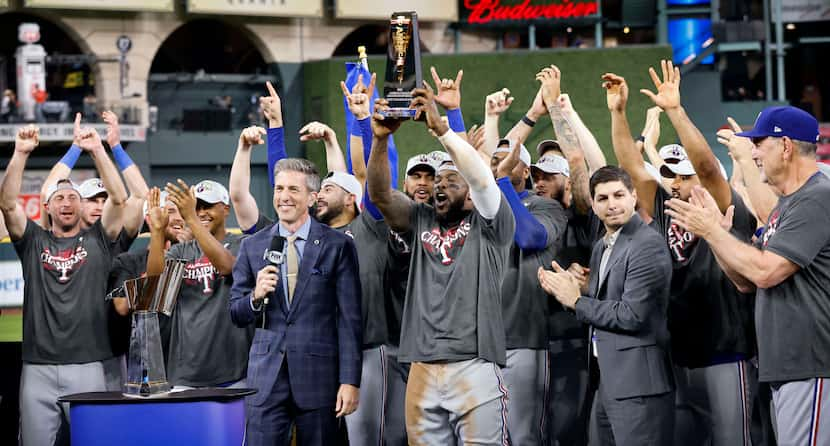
463,0,599,25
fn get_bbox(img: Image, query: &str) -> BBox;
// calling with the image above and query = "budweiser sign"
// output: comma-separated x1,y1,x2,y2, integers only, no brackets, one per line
462,0,599,25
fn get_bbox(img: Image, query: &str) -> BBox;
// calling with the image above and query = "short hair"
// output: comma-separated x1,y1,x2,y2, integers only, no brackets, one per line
794,139,817,156
589,166,634,198
274,158,321,192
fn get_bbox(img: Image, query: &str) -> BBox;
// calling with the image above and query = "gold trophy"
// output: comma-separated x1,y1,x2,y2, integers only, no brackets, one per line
382,11,422,119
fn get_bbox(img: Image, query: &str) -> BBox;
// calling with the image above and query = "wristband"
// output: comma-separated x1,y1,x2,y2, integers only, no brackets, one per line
446,108,466,133
636,135,646,143
59,144,82,168
111,144,134,170
522,115,536,127
350,119,363,137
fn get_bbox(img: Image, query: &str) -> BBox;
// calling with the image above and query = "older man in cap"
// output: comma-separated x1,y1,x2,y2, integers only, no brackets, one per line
667,105,830,445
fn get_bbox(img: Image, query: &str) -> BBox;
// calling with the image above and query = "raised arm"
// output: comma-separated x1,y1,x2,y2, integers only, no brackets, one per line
367,99,411,232
261,81,286,188
341,73,375,185
40,113,81,227
103,110,147,238
483,89,514,160
641,107,665,170
414,84,501,218
558,94,607,174
78,128,126,241
718,117,779,222
299,122,347,173
1,126,39,240
166,179,236,275
641,60,731,212
431,66,468,140
537,67,592,215
230,126,267,232
145,187,168,277
505,87,547,149
603,73,658,217
495,142,549,250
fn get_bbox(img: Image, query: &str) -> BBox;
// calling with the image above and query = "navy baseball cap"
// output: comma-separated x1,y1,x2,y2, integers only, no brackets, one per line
736,106,819,143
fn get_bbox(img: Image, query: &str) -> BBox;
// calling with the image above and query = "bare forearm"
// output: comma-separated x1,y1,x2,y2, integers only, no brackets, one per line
483,114,501,159
349,134,367,186
324,137,347,173
91,148,127,205
562,106,606,172
568,152,592,215
665,107,726,187
367,135,410,232
504,120,533,150
611,109,657,216
712,246,756,293
147,230,166,276
186,218,235,275
0,151,28,211
737,157,778,223
122,165,149,200
229,143,253,202
705,226,774,288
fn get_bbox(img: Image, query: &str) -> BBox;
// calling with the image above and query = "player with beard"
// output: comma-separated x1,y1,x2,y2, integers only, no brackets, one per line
367,83,515,444
147,179,253,388
313,171,407,445
605,62,757,446
2,126,127,446
489,136,567,444
40,112,148,256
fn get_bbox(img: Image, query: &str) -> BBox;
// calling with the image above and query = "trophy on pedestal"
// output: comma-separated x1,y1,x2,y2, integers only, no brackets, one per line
118,258,186,397
382,11,422,119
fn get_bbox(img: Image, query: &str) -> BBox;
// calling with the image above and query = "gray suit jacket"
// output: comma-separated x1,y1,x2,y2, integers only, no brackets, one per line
574,213,675,400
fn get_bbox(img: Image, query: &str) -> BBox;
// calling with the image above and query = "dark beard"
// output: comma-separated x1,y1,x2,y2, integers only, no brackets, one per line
436,198,469,227
316,201,345,226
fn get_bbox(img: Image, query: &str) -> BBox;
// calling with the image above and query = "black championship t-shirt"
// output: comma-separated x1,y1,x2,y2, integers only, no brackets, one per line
334,212,395,347
502,194,567,350
755,172,830,382
108,250,173,363
652,187,757,368
14,220,116,364
549,208,604,341
399,198,515,366
165,233,254,386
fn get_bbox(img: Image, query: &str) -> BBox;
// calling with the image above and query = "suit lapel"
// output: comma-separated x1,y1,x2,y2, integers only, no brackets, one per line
589,240,603,298
595,213,642,297
287,220,324,317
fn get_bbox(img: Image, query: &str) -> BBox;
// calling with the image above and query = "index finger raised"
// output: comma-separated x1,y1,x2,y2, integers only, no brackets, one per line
266,81,278,98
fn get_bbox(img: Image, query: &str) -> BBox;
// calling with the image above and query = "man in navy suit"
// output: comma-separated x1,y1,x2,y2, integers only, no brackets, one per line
229,158,362,446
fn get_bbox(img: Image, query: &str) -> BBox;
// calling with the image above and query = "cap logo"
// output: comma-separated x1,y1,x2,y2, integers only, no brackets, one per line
197,184,208,193
774,126,782,133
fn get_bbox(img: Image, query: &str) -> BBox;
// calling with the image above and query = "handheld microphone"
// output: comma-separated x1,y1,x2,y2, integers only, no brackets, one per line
262,235,286,306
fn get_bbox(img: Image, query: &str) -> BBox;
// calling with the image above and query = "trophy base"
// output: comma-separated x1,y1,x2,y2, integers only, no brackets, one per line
123,380,172,398
380,107,416,119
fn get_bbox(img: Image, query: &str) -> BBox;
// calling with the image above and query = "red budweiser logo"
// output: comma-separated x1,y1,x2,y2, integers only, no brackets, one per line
464,0,599,24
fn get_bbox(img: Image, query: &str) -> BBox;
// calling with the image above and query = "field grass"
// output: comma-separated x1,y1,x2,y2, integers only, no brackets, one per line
0,312,22,342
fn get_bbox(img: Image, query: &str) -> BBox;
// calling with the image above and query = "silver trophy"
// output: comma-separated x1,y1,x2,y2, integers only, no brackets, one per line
120,258,186,397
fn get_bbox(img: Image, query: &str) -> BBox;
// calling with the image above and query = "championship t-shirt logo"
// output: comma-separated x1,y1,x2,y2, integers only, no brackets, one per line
344,229,355,239
420,221,471,265
40,246,89,283
182,255,218,295
762,210,781,247
667,222,697,262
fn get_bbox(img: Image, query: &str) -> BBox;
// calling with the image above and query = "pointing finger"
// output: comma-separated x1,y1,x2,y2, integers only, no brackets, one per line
266,81,278,99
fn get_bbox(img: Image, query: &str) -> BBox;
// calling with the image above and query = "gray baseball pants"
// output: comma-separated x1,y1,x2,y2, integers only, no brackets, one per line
503,348,548,445
19,361,108,446
771,377,830,446
405,359,509,446
345,345,408,446
673,360,755,446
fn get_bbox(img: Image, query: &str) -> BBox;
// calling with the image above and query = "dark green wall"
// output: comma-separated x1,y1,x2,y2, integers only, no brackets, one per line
302,45,676,181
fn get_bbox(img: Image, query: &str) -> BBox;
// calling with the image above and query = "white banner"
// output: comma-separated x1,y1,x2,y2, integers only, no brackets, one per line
776,0,830,23
335,0,457,21
0,261,23,308
26,0,173,11
0,124,146,142
187,0,323,17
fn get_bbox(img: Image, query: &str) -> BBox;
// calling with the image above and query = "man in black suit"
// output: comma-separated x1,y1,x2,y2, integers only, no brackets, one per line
229,158,362,446
538,166,674,445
